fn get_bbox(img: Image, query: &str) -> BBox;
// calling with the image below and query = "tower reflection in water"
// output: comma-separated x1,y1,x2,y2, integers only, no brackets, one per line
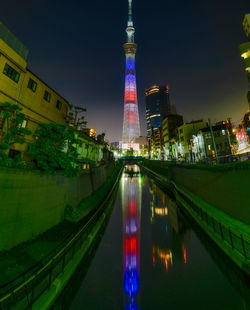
122,165,141,310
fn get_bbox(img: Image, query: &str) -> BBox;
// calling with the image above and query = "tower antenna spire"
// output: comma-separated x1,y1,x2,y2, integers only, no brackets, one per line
128,0,133,26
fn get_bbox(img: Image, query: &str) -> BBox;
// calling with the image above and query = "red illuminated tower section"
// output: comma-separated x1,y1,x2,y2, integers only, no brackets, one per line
122,0,140,144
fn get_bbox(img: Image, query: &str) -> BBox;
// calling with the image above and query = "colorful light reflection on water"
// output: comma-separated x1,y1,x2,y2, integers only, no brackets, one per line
122,165,141,310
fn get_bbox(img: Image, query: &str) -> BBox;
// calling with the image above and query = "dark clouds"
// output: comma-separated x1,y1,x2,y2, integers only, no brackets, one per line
0,0,249,141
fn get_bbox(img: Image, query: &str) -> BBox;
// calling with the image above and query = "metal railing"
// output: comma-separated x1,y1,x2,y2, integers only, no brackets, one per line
141,164,250,261
176,189,250,260
0,167,122,310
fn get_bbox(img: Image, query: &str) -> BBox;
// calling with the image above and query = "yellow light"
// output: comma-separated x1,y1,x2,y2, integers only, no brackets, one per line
241,50,250,59
149,114,161,119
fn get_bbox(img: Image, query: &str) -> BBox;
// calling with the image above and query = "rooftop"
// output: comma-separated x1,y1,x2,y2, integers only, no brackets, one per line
0,22,29,60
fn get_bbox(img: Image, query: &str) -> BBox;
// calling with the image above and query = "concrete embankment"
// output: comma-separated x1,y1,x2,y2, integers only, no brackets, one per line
141,160,250,275
0,162,116,251
0,163,123,309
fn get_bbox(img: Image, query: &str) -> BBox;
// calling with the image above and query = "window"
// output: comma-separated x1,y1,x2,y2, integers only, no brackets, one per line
21,119,28,128
56,100,62,110
17,119,28,129
8,149,21,159
222,129,226,135
208,145,211,150
27,78,37,92
0,117,5,129
3,63,20,83
44,90,51,102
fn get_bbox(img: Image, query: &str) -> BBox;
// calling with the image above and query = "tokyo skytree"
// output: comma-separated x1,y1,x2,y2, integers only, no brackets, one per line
122,0,140,143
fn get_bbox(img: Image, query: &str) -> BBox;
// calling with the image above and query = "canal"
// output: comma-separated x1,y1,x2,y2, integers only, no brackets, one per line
60,165,249,309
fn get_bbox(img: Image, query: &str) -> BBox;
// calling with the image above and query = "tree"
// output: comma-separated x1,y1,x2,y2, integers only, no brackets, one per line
66,104,87,130
28,123,81,177
0,102,31,167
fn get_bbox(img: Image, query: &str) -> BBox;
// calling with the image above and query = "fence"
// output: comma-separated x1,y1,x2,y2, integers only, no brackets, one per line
141,164,250,262
0,167,122,309
176,189,250,260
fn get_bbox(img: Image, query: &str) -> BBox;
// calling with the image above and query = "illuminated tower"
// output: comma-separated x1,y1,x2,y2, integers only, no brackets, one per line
122,0,140,144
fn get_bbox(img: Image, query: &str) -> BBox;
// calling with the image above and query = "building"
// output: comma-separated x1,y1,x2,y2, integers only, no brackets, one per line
0,22,69,156
82,128,96,139
135,136,148,157
193,125,232,162
176,120,207,161
145,85,174,137
149,127,163,159
122,0,140,144
239,14,250,82
162,114,183,159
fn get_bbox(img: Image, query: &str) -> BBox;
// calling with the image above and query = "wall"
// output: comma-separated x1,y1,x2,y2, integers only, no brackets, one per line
0,162,115,251
143,160,250,225
0,26,69,155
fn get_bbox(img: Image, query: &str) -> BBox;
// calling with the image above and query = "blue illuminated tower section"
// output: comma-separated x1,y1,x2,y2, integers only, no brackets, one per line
122,0,140,143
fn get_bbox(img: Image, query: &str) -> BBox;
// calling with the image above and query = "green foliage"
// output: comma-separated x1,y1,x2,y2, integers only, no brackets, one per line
28,122,81,177
66,104,87,130
0,102,31,167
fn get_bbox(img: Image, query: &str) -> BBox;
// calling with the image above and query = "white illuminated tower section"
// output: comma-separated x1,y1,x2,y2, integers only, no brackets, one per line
122,0,140,144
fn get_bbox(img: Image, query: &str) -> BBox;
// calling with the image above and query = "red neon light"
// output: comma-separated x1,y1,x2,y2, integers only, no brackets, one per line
124,237,137,255
130,237,137,254
130,200,136,214
165,258,168,273
184,248,187,264
125,91,137,103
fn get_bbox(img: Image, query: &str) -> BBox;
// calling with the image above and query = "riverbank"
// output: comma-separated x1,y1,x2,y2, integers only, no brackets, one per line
0,163,123,308
143,160,250,224
0,161,116,251
140,161,250,276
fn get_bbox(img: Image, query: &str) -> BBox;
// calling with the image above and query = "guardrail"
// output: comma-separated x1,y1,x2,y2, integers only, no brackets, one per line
0,167,123,309
141,165,250,263
176,189,250,260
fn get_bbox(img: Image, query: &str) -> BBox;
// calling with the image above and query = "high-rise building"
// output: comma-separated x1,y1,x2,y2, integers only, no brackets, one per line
145,85,174,137
162,114,184,149
122,0,140,144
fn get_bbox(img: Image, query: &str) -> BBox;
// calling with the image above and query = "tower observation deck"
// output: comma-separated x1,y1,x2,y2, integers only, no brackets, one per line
122,0,140,144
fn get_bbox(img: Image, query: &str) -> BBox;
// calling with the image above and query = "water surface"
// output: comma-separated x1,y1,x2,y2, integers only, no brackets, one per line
69,166,249,310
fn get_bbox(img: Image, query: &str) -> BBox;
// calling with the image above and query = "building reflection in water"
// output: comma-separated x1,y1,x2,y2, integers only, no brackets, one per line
122,165,141,310
149,181,190,273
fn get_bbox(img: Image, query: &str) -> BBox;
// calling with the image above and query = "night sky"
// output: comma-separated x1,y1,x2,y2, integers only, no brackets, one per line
1,0,249,142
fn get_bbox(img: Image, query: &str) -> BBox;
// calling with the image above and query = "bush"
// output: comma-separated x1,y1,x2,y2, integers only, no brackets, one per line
0,102,31,168
28,123,81,177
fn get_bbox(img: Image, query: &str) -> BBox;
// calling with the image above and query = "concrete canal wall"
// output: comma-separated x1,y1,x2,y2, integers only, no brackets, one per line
141,160,250,275
143,160,250,225
0,162,115,251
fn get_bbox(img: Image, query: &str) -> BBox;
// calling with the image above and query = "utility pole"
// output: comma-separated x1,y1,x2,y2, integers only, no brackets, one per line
208,118,218,164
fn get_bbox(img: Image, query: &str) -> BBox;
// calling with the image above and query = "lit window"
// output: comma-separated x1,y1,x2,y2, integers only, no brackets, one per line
222,129,226,135
44,90,51,102
18,119,28,128
3,63,20,83
27,78,37,92
21,119,28,128
208,145,211,150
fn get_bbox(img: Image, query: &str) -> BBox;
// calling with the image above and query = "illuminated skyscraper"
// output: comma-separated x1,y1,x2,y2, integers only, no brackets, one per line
145,85,174,137
122,0,140,144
